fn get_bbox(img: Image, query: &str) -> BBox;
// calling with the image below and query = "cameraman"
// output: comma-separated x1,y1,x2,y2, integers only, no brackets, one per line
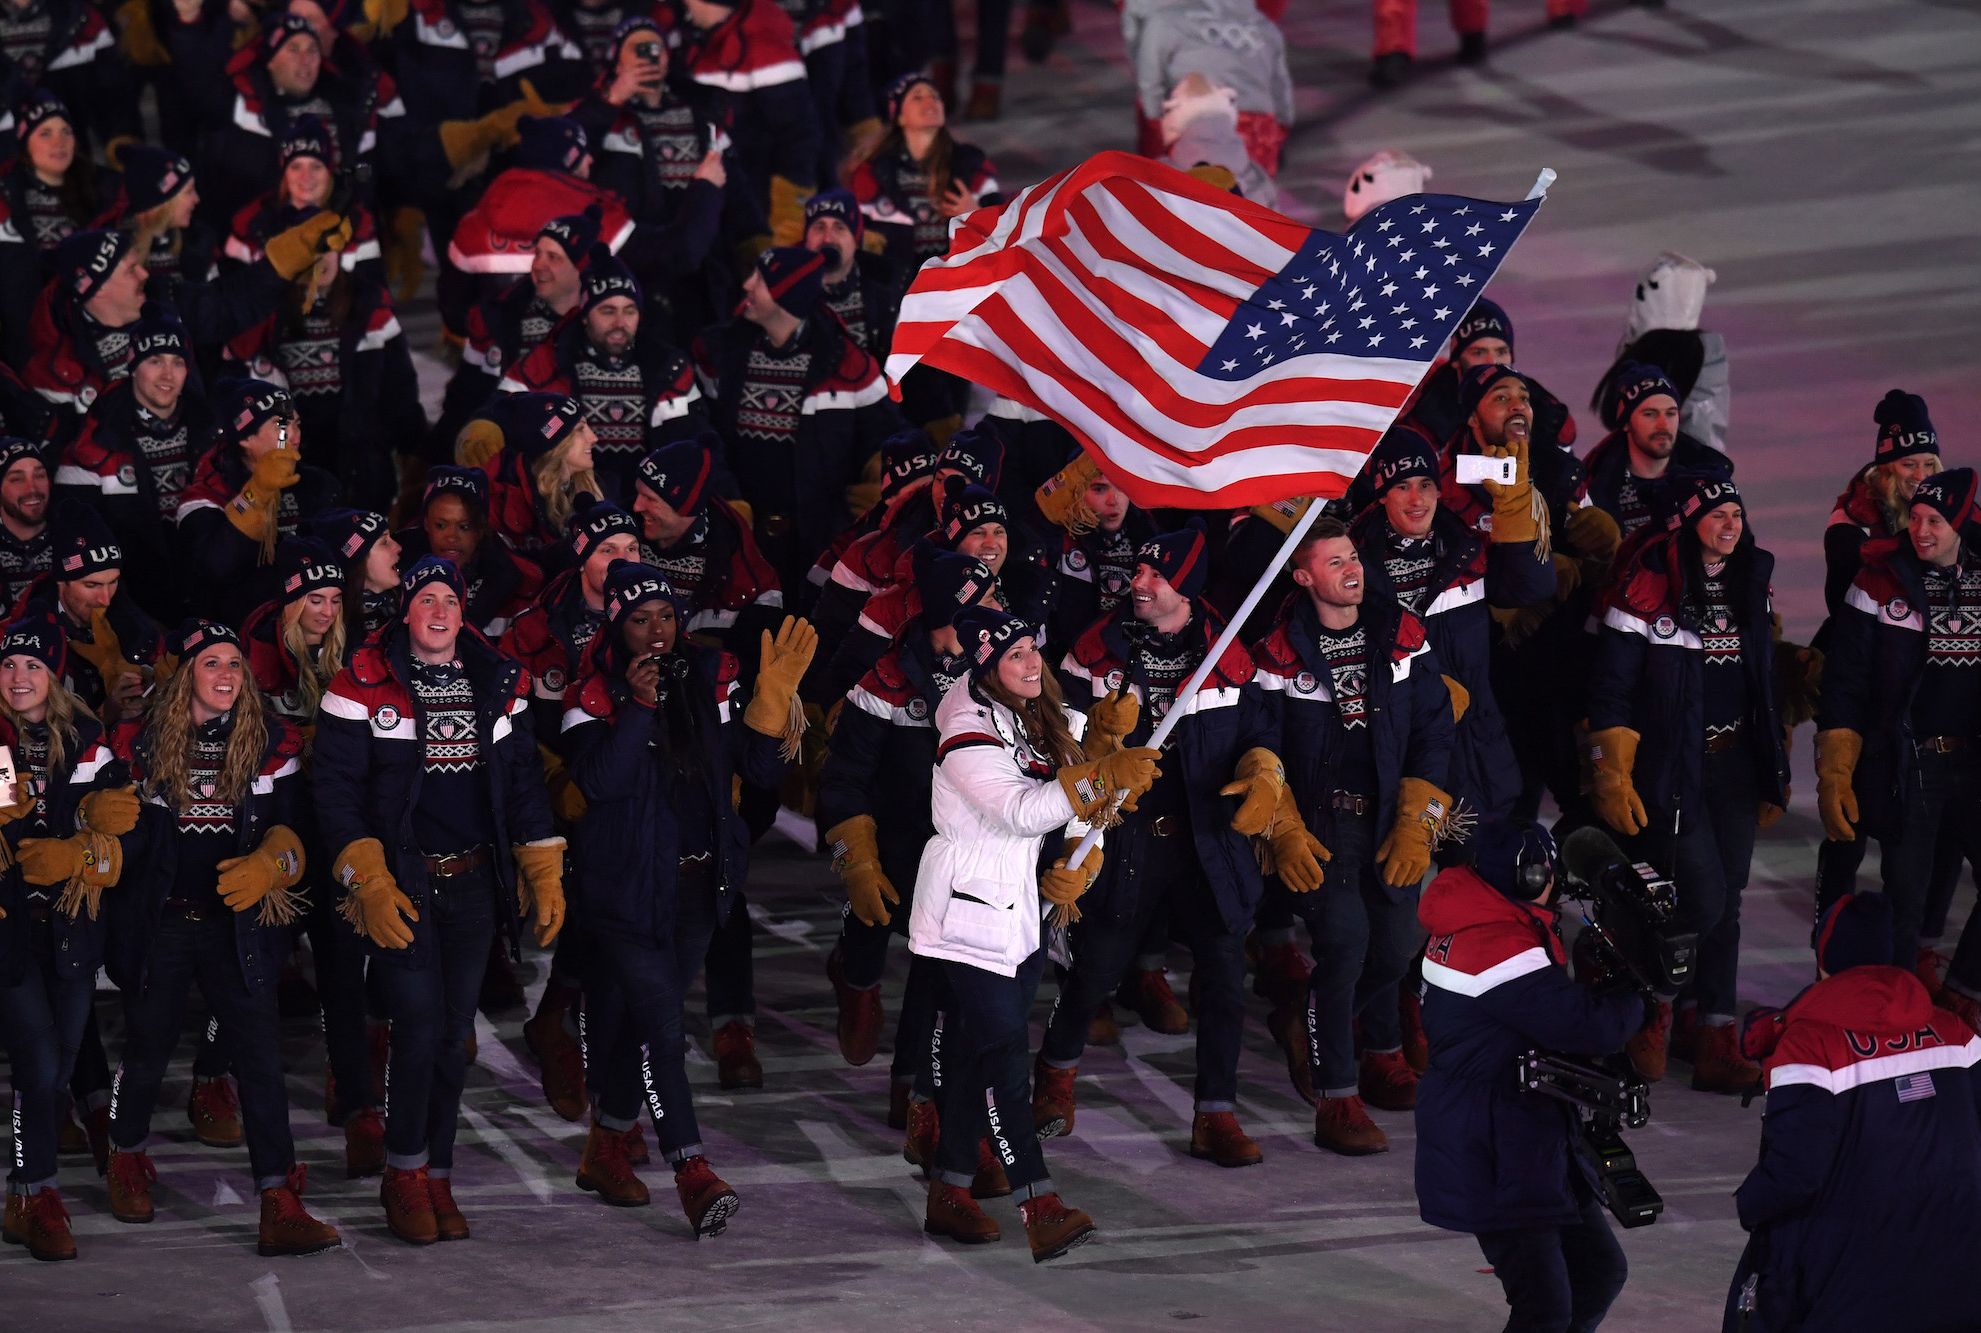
1415,820,1648,1333
1726,893,1981,1331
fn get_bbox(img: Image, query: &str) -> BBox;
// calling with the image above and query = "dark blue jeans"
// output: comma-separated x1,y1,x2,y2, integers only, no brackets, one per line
1882,749,1981,995
373,866,498,1175
1283,812,1420,1096
702,885,756,1025
1475,1192,1629,1333
111,912,297,1190
1665,748,1759,1024
1038,818,1248,1109
934,948,1051,1199
304,885,378,1121
1,913,97,1191
586,869,720,1163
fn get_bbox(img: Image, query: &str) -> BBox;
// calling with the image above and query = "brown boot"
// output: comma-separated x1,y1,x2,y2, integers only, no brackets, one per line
623,1123,650,1165
673,1156,739,1238
188,1076,245,1148
924,1177,1000,1243
2,1192,22,1245
257,1165,341,1257
713,1021,763,1090
1189,1111,1263,1168
903,1098,940,1171
1031,1057,1078,1139
1253,940,1311,1008
1121,968,1189,1034
18,1188,78,1262
344,1108,386,1179
427,1175,470,1241
106,1147,157,1223
1358,1049,1419,1112
522,1005,589,1122
971,1137,1012,1199
1019,1192,1095,1263
828,950,884,1067
887,1078,911,1131
1399,988,1430,1073
1270,1004,1317,1106
381,1165,438,1245
1627,1000,1672,1082
1691,1021,1763,1095
1313,1095,1389,1156
1086,1000,1120,1047
578,1124,651,1207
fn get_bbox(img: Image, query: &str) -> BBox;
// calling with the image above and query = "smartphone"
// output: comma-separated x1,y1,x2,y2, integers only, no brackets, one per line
635,40,662,61
0,745,16,807
1456,453,1517,487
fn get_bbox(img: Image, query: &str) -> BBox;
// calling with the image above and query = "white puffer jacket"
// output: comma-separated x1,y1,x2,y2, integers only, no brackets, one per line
909,680,1092,978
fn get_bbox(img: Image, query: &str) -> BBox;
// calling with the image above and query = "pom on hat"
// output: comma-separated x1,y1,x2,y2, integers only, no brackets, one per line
803,188,864,245
1135,518,1209,601
277,539,344,604
1458,362,1523,420
516,116,589,174
1599,361,1680,432
0,613,66,675
50,501,122,581
536,203,604,267
580,241,641,313
1910,467,1978,532
936,478,1007,549
172,618,241,661
421,464,490,515
53,229,133,306
914,550,995,631
1814,892,1894,975
280,114,335,171
568,500,640,563
603,559,684,629
1365,428,1441,498
952,604,1032,680
635,436,715,516
1342,149,1431,224
120,146,196,216
1873,390,1937,464
750,246,826,320
1450,297,1514,358
1471,819,1557,902
399,554,467,613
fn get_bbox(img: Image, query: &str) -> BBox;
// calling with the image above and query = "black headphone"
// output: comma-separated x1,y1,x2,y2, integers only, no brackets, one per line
1514,825,1558,899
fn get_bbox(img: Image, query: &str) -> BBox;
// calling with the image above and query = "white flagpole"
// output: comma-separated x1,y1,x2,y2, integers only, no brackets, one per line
1064,169,1556,869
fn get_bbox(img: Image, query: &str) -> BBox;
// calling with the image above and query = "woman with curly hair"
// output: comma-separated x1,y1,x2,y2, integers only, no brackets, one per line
0,614,141,1261
99,619,337,1257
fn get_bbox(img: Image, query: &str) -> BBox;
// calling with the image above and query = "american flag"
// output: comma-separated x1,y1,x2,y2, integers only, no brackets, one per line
887,151,1546,508
1895,1071,1937,1103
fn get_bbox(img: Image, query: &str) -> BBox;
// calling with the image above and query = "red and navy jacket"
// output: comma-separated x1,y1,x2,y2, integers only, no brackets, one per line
1061,605,1274,933
223,194,383,284
1250,595,1453,842
816,628,956,910
675,0,816,200
1819,465,1892,623
479,447,573,565
0,710,135,986
112,713,305,994
498,566,607,736
175,440,346,624
0,4,135,154
1575,425,1731,538
1815,535,1968,841
1351,504,1550,822
1412,864,1647,1235
314,628,554,963
1587,525,1787,831
1727,967,1981,1333
693,310,901,570
391,0,587,124
571,89,731,267
557,635,784,939
435,282,576,454
649,496,782,648
846,142,1001,274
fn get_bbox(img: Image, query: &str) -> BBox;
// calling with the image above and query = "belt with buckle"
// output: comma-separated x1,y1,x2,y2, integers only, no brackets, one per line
423,847,490,879
1147,814,1181,837
1919,735,1969,754
678,852,715,883
1704,728,1744,754
1330,791,1373,816
162,897,208,922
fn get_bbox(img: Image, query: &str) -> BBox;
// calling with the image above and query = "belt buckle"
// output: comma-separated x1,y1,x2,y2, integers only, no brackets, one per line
1149,815,1175,837
432,850,472,878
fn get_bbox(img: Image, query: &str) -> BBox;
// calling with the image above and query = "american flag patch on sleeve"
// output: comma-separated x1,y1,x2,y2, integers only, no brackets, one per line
1895,1072,1936,1103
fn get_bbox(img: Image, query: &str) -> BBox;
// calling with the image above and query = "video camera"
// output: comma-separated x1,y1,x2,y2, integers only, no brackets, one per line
1511,826,1695,1229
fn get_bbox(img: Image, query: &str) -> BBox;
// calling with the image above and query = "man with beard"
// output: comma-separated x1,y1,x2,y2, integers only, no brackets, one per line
499,245,707,502
802,191,906,386
0,435,51,606
1580,361,1731,538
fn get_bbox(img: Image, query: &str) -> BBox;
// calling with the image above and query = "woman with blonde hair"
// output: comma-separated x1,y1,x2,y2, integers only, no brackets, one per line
480,391,604,567
0,614,142,1261
99,618,337,1257
909,605,1159,1261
